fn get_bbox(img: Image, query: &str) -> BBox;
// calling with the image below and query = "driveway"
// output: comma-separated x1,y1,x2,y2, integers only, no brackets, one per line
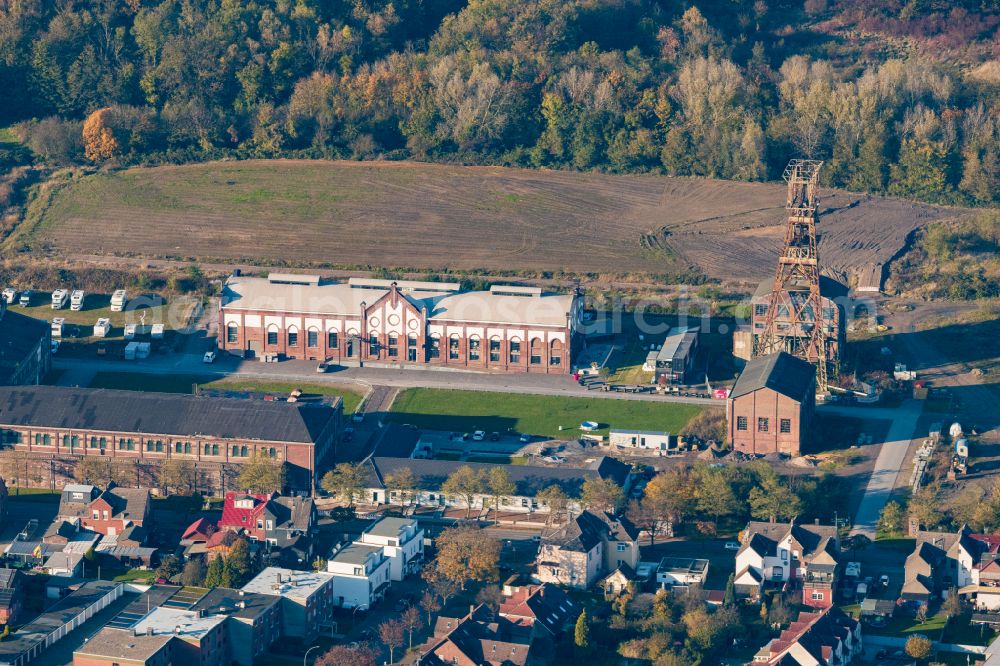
823,401,924,538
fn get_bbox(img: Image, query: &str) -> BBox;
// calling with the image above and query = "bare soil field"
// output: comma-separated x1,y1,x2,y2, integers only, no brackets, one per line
18,159,960,282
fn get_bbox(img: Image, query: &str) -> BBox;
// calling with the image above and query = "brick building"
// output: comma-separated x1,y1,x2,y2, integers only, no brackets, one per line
0,299,50,387
218,274,582,373
726,352,816,456
0,385,340,494
58,483,151,538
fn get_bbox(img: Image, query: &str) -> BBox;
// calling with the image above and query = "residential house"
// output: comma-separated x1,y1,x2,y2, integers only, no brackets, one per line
326,543,391,609
656,558,709,589
57,483,151,539
179,518,217,559
752,606,862,665
217,492,316,563
420,603,533,666
726,352,816,456
499,583,580,641
242,567,335,641
534,510,640,590
904,526,1000,610
190,587,282,666
0,570,21,628
355,516,424,581
734,519,839,608
362,456,630,513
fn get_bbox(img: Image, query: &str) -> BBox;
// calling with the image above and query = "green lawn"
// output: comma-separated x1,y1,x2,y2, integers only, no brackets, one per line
389,388,703,439
16,296,179,337
869,611,948,640
606,337,653,385
112,568,156,583
86,372,364,412
7,489,60,502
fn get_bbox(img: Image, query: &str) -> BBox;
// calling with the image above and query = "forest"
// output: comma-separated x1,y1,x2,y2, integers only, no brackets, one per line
1,0,999,206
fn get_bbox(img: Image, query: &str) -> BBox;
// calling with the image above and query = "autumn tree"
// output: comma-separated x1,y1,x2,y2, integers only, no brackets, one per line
401,605,423,649
433,525,500,589
315,645,376,666
486,467,516,516
155,554,181,581
747,466,802,523
877,501,905,536
643,468,696,532
908,485,943,531
181,558,206,586
580,477,623,512
537,485,570,523
236,453,286,494
321,462,366,506
905,634,933,661
574,609,591,653
384,467,417,506
441,466,486,517
419,591,441,625
82,108,121,161
378,619,404,664
160,459,196,495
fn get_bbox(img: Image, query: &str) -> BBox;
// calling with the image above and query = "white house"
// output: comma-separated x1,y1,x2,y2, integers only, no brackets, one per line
608,429,674,453
326,543,391,610
355,516,424,581
656,557,709,589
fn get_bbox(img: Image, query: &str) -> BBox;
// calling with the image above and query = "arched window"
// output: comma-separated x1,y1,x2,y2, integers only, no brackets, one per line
429,333,440,359
241,445,248,457
448,334,460,360
269,447,276,457
184,442,191,454
232,445,239,457
407,334,418,362
489,336,501,363
266,324,279,346
226,322,238,344
307,327,319,348
175,442,182,453
509,337,521,364
550,339,564,366
529,338,543,365
287,326,299,347
327,330,339,348
468,335,481,361
212,444,219,456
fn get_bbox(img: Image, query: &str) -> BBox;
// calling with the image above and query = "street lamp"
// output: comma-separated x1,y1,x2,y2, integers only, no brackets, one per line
303,644,321,666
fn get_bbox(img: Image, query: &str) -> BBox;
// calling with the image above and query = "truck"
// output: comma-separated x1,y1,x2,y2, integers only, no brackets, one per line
110,289,127,312
2,288,17,305
70,290,85,311
51,289,69,309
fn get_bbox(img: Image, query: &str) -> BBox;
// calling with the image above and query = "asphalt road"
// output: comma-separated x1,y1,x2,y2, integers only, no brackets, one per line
53,353,721,407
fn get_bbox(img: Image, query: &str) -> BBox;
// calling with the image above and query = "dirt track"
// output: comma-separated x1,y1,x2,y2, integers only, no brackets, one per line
24,160,961,283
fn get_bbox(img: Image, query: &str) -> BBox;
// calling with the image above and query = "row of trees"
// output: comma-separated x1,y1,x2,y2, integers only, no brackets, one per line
320,460,625,516
880,476,1000,537
4,0,998,205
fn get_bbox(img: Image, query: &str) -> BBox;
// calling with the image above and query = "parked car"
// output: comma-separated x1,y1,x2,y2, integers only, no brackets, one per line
203,351,216,363
489,432,500,441
724,541,741,550
519,433,532,443
472,430,486,441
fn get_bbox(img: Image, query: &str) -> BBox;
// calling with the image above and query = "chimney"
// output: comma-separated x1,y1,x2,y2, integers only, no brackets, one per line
237,601,246,610
815,518,820,525
196,609,203,618
146,627,153,636
174,626,180,635
276,572,282,584
238,589,245,597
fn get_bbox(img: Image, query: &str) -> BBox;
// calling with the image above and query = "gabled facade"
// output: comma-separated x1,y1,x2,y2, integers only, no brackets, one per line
218,492,316,555
906,526,1000,609
355,516,424,581
752,606,861,665
58,483,151,539
420,604,533,666
735,519,839,608
499,583,580,640
534,510,640,590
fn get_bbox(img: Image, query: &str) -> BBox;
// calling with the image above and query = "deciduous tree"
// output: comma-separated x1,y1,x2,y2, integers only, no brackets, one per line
237,453,286,494
580,477,623,512
433,526,500,588
441,466,486,517
321,463,366,506
378,619,404,664
384,467,417,506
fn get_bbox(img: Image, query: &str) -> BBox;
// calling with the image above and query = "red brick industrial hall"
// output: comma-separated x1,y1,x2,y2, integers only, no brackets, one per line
218,274,583,373
726,352,816,456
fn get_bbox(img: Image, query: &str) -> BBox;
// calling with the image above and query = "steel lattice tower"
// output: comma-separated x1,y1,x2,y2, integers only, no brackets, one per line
753,159,830,391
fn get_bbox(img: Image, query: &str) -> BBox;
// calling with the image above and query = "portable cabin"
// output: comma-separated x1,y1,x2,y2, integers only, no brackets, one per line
2,288,17,304
51,289,69,309
123,324,136,339
110,289,127,312
150,324,164,339
18,290,32,307
70,290,85,311
51,317,65,338
93,318,112,338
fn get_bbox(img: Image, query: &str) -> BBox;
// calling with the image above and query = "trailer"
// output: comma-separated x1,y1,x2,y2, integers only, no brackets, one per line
110,289,127,312
18,290,32,307
51,289,69,309
51,317,65,338
2,288,17,305
150,324,164,339
93,318,112,338
123,324,136,339
70,290,85,311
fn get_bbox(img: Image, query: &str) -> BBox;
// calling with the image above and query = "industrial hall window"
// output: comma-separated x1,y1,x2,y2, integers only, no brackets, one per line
388,334,398,358
449,335,460,360
509,339,521,363
328,331,338,348
736,416,748,431
307,329,318,348
489,338,501,363
227,323,238,343
288,329,298,346
267,328,278,346
429,334,440,359
780,418,792,434
369,334,379,356
757,417,769,433
469,337,481,361
407,335,418,362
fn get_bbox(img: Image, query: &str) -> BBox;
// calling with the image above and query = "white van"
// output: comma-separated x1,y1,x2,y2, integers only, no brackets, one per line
94,318,112,337
70,290,85,311
110,290,127,312
51,289,69,309
2,288,17,305
51,317,65,337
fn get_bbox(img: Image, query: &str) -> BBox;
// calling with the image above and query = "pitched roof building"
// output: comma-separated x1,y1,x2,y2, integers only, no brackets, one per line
420,603,533,666
736,519,839,608
498,583,579,639
535,510,640,589
752,606,861,665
